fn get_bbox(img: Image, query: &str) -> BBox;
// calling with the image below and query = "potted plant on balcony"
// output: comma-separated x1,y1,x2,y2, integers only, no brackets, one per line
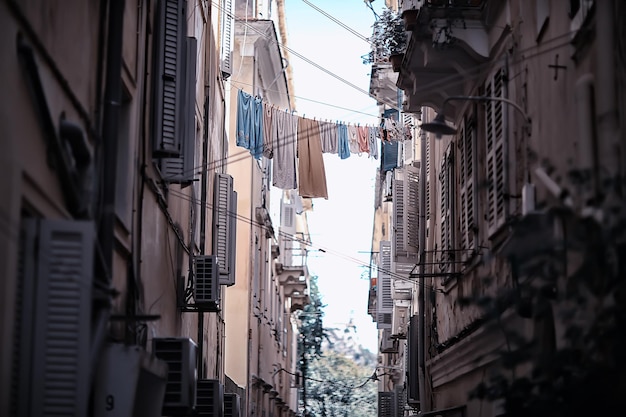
368,8,408,72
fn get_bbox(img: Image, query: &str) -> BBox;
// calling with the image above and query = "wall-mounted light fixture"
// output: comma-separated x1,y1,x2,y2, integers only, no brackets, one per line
420,95,531,138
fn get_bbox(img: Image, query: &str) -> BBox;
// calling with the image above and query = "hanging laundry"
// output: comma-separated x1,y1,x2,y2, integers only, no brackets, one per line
236,89,253,149
250,96,264,159
320,120,338,154
337,122,350,159
368,126,379,159
357,125,370,154
347,123,360,154
263,102,274,158
297,117,328,199
271,109,298,190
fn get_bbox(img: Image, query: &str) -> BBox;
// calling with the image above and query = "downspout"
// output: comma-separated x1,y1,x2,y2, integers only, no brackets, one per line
503,54,510,220
99,0,125,281
198,95,209,377
92,0,124,380
595,0,619,204
418,107,427,410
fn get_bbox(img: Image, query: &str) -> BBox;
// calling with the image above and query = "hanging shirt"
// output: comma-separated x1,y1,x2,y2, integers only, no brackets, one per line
263,103,274,158
320,120,338,154
297,117,328,199
250,96,264,159
347,124,360,154
368,126,379,160
272,109,298,190
337,122,350,159
357,125,370,154
236,89,253,149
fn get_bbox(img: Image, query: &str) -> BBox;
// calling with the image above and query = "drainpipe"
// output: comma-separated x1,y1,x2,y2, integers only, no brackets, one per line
90,0,124,385
99,0,125,280
418,107,427,410
503,54,510,220
595,0,619,205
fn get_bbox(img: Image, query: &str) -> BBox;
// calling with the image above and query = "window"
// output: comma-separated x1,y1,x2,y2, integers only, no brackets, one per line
485,68,505,236
13,218,94,416
458,115,477,257
439,143,454,273
152,0,186,157
158,36,198,186
220,0,234,78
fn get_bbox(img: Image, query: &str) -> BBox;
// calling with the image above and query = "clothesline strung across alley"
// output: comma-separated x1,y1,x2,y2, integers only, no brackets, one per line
235,88,413,199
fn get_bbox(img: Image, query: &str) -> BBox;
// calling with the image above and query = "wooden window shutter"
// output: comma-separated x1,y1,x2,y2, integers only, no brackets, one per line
393,164,420,265
279,201,296,266
485,68,505,235
212,173,234,278
153,0,186,157
377,241,393,329
160,36,197,185
426,135,431,222
439,144,454,272
27,220,94,417
459,116,477,256
220,0,234,78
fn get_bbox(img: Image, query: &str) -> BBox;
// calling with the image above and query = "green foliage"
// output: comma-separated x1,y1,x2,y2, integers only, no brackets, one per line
365,7,407,64
306,352,377,417
466,208,626,416
297,276,377,416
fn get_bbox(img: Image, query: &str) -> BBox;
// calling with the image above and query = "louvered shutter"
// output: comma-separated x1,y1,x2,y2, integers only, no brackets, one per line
213,173,234,278
30,220,94,417
223,190,237,286
160,36,198,184
12,221,37,416
395,384,407,417
377,241,393,329
393,164,420,273
439,144,453,273
485,68,505,235
459,116,476,257
280,201,296,266
220,0,234,78
153,0,186,156
426,134,431,223
407,314,420,406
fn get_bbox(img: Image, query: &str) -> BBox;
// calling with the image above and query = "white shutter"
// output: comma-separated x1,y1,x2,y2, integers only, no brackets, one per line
485,68,505,235
153,0,186,156
378,391,395,417
30,220,94,417
213,173,234,278
459,116,476,257
377,241,393,329
220,0,234,78
279,201,296,266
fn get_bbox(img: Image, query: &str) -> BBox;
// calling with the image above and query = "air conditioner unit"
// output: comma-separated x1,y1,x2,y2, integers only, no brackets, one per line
381,328,398,353
196,379,224,417
152,338,198,415
224,393,241,417
194,255,220,311
94,343,168,417
392,303,410,339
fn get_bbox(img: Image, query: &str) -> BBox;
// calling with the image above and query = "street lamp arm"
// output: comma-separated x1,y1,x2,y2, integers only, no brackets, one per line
442,95,531,123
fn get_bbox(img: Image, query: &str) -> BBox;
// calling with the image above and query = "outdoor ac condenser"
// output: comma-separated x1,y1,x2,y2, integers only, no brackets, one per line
196,379,224,417
152,337,198,415
194,255,220,311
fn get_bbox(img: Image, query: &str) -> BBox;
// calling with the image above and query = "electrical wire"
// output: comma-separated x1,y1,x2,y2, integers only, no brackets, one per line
299,0,371,43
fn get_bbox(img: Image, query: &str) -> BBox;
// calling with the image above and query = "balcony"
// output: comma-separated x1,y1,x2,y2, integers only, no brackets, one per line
276,259,310,312
398,0,500,118
369,63,401,109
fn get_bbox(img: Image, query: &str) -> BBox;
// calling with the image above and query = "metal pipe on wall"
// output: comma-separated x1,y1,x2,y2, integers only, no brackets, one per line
418,107,427,410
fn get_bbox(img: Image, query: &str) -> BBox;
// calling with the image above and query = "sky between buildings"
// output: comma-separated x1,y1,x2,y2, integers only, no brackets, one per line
284,0,386,353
